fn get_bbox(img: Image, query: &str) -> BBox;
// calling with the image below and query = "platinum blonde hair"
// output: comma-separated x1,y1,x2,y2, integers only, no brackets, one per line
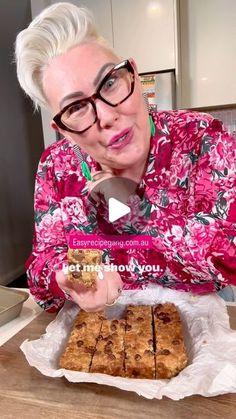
15,2,111,110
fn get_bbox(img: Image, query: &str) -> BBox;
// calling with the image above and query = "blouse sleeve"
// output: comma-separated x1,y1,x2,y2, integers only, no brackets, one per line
25,148,68,312
154,116,236,292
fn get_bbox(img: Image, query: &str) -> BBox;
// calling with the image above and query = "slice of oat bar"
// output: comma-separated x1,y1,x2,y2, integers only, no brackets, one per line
124,305,155,379
67,249,102,288
59,310,103,371
153,303,188,379
90,318,126,376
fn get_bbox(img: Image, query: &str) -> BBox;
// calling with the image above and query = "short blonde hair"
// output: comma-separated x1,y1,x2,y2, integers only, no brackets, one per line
15,2,111,110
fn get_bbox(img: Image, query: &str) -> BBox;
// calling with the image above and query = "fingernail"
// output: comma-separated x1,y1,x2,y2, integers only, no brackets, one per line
97,270,104,280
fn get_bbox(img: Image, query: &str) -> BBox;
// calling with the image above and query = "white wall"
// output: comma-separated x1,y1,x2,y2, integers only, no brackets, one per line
179,0,236,108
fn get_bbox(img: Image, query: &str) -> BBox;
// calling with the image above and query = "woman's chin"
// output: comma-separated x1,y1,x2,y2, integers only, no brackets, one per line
106,147,145,167
107,156,145,177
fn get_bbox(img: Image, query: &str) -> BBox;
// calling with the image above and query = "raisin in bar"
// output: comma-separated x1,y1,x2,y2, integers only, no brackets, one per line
59,311,103,371
124,305,155,379
67,249,102,288
153,303,188,379
90,318,126,376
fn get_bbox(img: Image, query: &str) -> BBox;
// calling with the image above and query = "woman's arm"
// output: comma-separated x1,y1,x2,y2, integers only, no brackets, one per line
26,146,123,312
25,147,69,312
153,115,236,292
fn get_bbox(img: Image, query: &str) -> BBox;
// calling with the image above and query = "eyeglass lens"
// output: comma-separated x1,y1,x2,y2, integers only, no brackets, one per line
61,65,133,132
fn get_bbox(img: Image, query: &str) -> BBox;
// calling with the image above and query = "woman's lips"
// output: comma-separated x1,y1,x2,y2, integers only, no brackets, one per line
107,128,133,150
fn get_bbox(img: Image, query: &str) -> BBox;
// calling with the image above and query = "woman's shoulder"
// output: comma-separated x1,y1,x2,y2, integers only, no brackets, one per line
40,138,73,161
36,138,80,182
38,137,75,165
152,110,220,151
150,110,222,158
152,109,214,130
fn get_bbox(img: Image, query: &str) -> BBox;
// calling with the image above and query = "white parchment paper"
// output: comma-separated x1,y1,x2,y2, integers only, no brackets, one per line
20,286,236,399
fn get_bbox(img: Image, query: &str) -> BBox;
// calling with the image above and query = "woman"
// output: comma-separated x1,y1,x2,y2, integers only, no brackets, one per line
15,3,236,313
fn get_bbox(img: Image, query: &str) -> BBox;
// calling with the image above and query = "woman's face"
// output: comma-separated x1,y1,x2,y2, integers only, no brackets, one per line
43,42,150,173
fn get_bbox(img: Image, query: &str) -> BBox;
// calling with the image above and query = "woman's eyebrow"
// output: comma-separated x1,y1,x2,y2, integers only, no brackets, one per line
59,91,83,108
59,62,115,109
93,62,115,86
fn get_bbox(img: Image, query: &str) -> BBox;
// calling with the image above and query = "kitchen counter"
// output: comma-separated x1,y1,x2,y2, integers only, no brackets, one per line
0,306,236,418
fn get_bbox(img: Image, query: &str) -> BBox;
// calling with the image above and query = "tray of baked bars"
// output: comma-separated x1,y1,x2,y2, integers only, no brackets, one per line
0,285,29,327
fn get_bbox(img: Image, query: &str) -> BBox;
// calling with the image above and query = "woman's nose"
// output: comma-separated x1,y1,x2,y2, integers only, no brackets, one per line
95,98,119,129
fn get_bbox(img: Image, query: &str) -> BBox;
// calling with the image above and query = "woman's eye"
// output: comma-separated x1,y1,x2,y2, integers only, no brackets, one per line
66,102,89,119
68,104,82,115
103,76,118,90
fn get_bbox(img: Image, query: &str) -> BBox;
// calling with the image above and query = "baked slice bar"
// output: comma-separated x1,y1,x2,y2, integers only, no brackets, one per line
124,305,155,379
59,310,103,371
59,303,188,380
153,303,188,378
67,249,102,288
90,318,126,376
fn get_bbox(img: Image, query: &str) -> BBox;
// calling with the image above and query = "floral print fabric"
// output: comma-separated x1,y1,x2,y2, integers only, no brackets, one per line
26,110,236,312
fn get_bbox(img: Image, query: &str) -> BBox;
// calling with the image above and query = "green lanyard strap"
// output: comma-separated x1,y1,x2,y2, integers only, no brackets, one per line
149,114,156,136
73,144,92,181
81,161,92,181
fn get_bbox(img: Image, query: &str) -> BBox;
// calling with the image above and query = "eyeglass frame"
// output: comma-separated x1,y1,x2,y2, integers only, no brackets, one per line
53,59,135,134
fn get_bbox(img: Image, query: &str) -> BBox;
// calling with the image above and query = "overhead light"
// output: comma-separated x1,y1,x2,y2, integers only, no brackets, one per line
147,1,161,15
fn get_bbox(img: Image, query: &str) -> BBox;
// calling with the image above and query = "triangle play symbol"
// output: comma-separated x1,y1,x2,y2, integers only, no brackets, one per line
108,197,131,222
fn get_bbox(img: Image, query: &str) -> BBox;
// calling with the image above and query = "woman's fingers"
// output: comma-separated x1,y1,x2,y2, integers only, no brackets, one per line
105,271,123,305
78,279,108,311
56,270,89,295
87,170,114,193
56,269,123,312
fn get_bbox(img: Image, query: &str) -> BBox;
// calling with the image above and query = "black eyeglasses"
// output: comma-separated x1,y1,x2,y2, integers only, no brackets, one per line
53,59,135,134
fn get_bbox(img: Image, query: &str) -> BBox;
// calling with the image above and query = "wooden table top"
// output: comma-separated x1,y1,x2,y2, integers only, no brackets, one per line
0,306,236,419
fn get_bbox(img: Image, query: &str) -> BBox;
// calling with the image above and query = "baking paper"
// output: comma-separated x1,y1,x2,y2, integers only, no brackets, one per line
20,286,236,399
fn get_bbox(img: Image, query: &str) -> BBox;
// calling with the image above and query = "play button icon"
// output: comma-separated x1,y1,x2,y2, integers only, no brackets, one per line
108,197,131,223
87,175,150,234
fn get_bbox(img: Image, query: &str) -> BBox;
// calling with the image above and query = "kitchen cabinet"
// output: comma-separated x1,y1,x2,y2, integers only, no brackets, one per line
179,0,236,108
112,0,177,73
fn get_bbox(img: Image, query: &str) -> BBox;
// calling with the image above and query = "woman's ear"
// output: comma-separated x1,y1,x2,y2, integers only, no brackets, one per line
51,120,71,142
129,58,138,73
50,121,78,145
51,120,59,132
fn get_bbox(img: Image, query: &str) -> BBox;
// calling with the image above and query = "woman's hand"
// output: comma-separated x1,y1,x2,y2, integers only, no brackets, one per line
87,169,115,205
87,169,135,204
56,267,123,312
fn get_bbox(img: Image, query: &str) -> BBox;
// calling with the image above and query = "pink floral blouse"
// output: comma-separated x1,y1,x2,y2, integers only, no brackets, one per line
26,110,236,312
